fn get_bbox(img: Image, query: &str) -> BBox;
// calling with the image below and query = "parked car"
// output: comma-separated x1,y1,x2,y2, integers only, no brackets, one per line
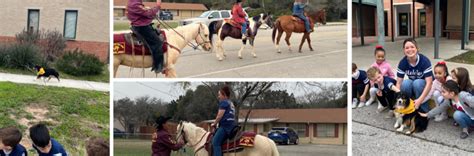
160,11,173,20
114,128,127,138
179,10,248,26
267,127,299,145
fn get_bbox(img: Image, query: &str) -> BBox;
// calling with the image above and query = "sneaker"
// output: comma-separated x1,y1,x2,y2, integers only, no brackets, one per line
454,122,459,127
358,101,365,108
365,97,375,106
460,132,469,139
377,106,387,113
352,98,358,109
384,110,394,119
377,101,383,109
434,112,448,122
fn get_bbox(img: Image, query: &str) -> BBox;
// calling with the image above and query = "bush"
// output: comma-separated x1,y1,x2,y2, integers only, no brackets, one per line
56,49,104,76
15,28,40,44
15,29,66,62
3,43,41,70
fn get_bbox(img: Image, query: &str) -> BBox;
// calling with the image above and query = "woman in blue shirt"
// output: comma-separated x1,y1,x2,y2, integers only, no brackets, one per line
293,0,311,33
396,38,433,113
211,86,237,156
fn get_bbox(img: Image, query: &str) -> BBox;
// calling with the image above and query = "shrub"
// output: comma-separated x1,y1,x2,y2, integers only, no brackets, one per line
3,43,41,70
15,28,40,44
56,49,104,76
15,29,66,62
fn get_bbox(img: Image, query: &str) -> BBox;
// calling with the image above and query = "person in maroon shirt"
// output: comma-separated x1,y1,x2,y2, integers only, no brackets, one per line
127,0,164,73
151,116,184,156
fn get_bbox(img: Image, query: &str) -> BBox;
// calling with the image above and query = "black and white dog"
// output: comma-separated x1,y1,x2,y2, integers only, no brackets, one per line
393,92,429,135
34,65,60,84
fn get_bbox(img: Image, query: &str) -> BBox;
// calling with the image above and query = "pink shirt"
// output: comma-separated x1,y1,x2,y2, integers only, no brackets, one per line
371,61,395,78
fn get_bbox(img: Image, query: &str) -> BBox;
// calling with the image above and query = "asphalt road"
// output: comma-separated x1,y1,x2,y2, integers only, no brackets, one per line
277,144,347,156
115,24,347,78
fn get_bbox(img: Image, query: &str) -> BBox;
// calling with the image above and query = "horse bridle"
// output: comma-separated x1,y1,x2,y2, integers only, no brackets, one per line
194,23,212,49
176,123,209,155
158,20,210,51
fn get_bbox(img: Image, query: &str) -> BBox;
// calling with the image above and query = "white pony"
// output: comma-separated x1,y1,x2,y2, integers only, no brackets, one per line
113,23,212,78
176,121,279,156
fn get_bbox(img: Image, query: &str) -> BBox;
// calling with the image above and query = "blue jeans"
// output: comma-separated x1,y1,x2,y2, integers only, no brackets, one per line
453,111,474,128
401,79,429,112
212,127,228,156
241,22,247,36
294,14,310,32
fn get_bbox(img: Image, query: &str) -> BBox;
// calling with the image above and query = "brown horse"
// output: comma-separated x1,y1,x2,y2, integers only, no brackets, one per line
272,9,326,53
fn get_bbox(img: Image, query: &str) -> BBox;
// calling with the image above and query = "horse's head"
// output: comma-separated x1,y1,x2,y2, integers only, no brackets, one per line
176,121,187,145
253,13,274,29
316,9,327,25
262,13,274,29
194,23,212,51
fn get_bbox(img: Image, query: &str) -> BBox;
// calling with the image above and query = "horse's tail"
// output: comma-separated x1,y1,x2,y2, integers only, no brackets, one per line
208,20,222,45
272,19,280,44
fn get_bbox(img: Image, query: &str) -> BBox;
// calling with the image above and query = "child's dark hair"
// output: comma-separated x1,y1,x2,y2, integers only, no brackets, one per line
220,86,231,97
442,80,460,95
29,124,51,148
87,137,109,156
0,127,22,147
352,63,357,72
403,38,418,49
374,45,385,55
434,61,449,77
451,67,473,92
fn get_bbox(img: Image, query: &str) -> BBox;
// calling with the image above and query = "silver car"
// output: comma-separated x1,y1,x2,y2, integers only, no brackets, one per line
179,10,248,26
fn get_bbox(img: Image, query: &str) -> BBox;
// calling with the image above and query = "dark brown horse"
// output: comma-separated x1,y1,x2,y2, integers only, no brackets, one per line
272,9,326,53
209,13,274,61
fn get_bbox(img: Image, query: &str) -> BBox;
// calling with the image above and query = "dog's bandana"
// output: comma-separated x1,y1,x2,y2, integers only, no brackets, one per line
395,99,416,114
37,68,45,75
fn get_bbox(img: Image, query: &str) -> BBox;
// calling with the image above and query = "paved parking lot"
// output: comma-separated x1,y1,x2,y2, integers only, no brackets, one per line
277,144,347,156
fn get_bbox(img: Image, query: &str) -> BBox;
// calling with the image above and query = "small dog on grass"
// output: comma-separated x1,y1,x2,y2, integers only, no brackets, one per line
393,92,429,135
34,65,60,84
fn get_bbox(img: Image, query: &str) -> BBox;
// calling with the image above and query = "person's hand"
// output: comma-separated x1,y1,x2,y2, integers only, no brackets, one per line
376,90,382,96
360,95,366,102
151,132,157,142
156,0,161,6
418,112,427,117
414,99,422,109
211,123,217,128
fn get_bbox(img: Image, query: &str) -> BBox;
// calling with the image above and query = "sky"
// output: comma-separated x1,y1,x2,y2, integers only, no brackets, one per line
113,81,343,102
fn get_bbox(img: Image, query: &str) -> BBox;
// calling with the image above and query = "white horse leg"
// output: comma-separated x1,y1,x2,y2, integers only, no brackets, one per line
252,44,256,58
238,43,245,59
217,39,224,61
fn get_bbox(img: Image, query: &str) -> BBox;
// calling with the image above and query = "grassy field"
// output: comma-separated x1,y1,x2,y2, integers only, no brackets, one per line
114,20,179,31
114,139,193,156
0,82,109,155
0,65,110,83
447,50,474,64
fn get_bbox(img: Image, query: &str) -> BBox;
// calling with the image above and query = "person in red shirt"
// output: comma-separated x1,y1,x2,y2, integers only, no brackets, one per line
232,0,248,39
151,116,184,156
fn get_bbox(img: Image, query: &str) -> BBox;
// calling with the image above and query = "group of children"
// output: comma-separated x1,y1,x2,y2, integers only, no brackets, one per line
352,38,474,139
0,124,109,156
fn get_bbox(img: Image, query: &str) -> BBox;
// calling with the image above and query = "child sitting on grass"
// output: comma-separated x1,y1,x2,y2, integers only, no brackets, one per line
0,127,27,156
29,124,68,156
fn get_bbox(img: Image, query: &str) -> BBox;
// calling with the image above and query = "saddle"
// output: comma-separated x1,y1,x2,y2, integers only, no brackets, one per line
223,19,252,36
113,27,169,56
205,126,256,155
291,15,315,26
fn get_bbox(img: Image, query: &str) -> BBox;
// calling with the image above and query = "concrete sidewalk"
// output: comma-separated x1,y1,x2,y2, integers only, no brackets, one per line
352,37,474,82
0,72,109,92
353,104,474,153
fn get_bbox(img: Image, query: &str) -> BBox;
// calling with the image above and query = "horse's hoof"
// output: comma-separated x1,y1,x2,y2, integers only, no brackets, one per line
253,55,257,58
310,49,314,52
277,51,281,53
299,51,302,53
218,58,223,61
239,56,243,59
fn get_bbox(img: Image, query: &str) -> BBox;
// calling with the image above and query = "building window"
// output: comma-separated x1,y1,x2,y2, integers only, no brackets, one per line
289,123,306,137
315,124,338,138
27,9,40,32
64,10,78,39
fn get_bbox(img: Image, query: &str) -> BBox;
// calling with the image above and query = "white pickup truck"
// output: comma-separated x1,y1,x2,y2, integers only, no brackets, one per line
179,10,248,26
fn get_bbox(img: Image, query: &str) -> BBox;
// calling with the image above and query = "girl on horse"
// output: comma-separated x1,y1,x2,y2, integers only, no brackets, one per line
293,0,312,33
152,116,184,156
232,0,248,39
127,0,164,73
211,86,237,156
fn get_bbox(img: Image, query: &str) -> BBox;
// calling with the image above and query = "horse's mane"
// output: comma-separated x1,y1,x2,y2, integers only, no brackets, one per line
182,121,206,133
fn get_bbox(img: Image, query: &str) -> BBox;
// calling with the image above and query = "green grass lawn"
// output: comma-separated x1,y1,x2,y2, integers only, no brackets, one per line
114,20,179,31
0,82,109,155
447,50,474,65
114,139,193,156
0,65,110,83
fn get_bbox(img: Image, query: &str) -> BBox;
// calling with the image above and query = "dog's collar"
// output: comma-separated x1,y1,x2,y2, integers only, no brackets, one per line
37,67,45,76
395,99,416,114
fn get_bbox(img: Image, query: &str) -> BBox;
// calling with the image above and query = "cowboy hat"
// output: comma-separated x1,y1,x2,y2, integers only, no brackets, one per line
155,116,171,129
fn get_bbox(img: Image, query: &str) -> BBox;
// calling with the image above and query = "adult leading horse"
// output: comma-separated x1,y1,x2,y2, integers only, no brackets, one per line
209,13,274,61
176,121,279,156
113,23,212,78
272,9,326,53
